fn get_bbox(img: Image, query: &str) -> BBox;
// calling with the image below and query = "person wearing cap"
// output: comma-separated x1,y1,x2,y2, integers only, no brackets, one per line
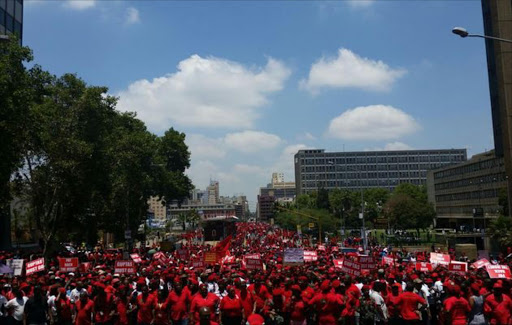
136,285,155,325
284,285,305,325
385,283,401,325
468,282,486,325
234,279,253,321
309,280,341,325
219,286,242,325
442,285,470,325
54,287,72,325
94,283,116,325
247,278,270,315
484,282,512,325
166,281,191,325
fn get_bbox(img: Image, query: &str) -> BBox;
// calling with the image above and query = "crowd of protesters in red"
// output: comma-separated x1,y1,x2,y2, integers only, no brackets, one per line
0,222,511,325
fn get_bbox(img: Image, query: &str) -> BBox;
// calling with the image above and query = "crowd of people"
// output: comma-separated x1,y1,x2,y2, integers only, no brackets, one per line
0,222,512,325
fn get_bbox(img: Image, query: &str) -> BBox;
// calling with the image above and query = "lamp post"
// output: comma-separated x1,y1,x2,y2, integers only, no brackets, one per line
452,27,512,44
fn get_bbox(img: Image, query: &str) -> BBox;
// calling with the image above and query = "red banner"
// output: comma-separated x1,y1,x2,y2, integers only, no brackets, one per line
177,249,189,260
304,251,318,262
317,245,326,251
79,262,91,273
58,258,78,272
26,258,45,276
416,262,433,272
382,256,395,266
430,253,450,266
153,252,168,264
204,252,218,264
192,260,205,268
245,258,263,270
244,253,261,259
357,256,376,270
333,259,344,269
341,260,361,276
472,259,490,269
114,260,135,274
130,254,142,263
486,264,512,279
449,261,468,275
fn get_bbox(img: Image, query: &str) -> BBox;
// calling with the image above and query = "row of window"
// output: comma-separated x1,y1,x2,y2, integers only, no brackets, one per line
434,158,504,179
0,0,22,22
301,154,464,165
301,163,445,173
302,178,426,188
434,173,507,191
0,8,21,37
435,189,500,202
436,205,501,216
298,150,465,157
301,171,428,180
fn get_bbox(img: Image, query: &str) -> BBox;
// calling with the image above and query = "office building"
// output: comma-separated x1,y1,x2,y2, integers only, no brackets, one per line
257,194,275,222
481,0,512,216
207,180,219,205
294,149,467,195
427,150,507,249
147,196,167,225
0,0,22,41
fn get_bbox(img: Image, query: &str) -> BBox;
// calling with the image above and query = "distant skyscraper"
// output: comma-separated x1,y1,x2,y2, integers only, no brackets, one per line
207,180,219,205
0,0,23,41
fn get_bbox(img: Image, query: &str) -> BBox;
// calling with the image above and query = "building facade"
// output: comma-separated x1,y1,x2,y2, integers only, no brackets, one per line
294,149,467,195
257,194,275,222
0,0,22,40
147,196,167,226
481,0,512,216
207,181,219,205
168,203,236,221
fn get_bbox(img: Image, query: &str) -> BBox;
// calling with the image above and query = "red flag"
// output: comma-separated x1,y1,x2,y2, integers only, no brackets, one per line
214,235,232,257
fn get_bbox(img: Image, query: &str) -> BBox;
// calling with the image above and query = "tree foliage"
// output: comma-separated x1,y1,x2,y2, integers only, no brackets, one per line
487,216,512,252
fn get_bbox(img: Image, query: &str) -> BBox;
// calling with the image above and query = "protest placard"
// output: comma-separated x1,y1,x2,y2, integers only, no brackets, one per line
114,260,135,274
472,259,490,269
341,260,361,276
430,253,450,266
333,259,343,269
357,256,376,270
6,259,23,276
449,261,468,275
246,258,263,270
130,253,142,263
304,251,318,262
416,262,433,272
486,264,512,279
204,252,218,264
382,256,395,266
26,258,45,276
283,248,304,265
58,258,78,272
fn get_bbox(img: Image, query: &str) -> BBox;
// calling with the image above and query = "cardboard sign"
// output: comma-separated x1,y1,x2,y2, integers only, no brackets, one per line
221,255,235,264
382,256,395,266
153,252,168,264
333,259,344,269
58,258,79,272
317,245,326,251
304,251,318,262
283,248,304,265
192,260,205,268
79,262,91,273
177,249,189,260
430,253,450,266
245,258,263,270
416,262,433,272
486,264,512,279
114,260,135,274
341,260,361,276
245,253,261,260
6,259,24,276
357,256,376,270
130,253,142,263
449,261,468,275
204,252,218,264
26,258,45,276
472,259,490,269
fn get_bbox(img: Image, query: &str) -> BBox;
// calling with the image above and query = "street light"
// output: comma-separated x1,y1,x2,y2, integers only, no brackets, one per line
452,27,512,43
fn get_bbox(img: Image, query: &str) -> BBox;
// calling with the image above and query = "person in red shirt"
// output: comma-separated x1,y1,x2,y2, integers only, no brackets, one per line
219,286,243,325
74,292,94,325
247,277,271,315
94,284,116,325
309,280,342,325
136,285,155,325
385,284,401,325
484,282,512,325
166,281,191,325
154,289,170,325
442,285,470,325
198,307,218,325
190,284,219,324
286,285,306,325
114,288,130,325
55,288,73,325
235,279,254,319
396,282,426,325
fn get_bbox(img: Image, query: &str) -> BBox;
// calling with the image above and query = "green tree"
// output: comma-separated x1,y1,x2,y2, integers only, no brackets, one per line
316,187,330,210
488,216,512,252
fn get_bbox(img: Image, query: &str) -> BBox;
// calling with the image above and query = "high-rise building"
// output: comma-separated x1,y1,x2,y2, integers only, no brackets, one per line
0,0,23,41
427,150,507,250
481,0,512,216
294,149,467,195
207,180,219,205
147,196,167,225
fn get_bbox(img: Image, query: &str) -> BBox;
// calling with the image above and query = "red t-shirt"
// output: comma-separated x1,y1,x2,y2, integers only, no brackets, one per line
190,293,219,323
341,291,360,317
236,289,254,319
166,290,191,321
154,301,169,325
309,292,342,325
247,284,270,311
220,296,243,318
289,299,306,321
443,296,470,325
137,294,155,324
75,299,95,325
386,294,401,318
484,294,512,325
56,298,72,322
397,292,426,320
115,300,128,325
94,294,114,323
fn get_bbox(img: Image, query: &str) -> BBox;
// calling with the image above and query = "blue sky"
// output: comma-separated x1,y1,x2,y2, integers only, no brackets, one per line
25,0,492,210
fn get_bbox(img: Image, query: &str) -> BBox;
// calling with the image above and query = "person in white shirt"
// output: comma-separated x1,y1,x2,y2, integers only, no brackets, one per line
370,282,388,325
69,282,87,304
5,287,28,325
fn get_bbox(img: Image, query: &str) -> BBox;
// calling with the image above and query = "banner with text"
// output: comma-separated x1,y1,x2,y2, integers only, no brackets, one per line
245,258,263,270
382,256,395,266
416,262,433,272
357,256,376,270
486,264,512,279
333,259,344,269
430,253,450,266
114,260,135,274
449,261,468,275
59,258,79,272
204,252,218,264
26,258,45,276
341,260,361,276
130,253,142,263
304,251,318,262
472,259,490,269
6,259,23,276
284,248,304,265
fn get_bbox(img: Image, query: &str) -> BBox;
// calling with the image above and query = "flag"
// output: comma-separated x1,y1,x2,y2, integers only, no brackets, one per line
214,235,232,259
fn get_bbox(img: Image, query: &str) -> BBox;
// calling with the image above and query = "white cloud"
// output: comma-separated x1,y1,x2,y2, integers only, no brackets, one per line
327,105,420,140
63,0,96,10
186,134,226,160
297,132,316,141
233,164,267,175
224,131,283,153
300,48,406,94
125,7,140,25
117,55,291,133
366,142,414,151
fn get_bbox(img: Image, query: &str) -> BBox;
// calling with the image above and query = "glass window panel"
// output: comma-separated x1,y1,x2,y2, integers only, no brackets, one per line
5,13,13,32
13,18,19,36
0,0,5,10
14,0,20,22
6,0,12,16
0,8,5,27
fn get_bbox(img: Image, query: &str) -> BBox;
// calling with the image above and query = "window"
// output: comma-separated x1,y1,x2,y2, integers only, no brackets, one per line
14,0,21,22
6,0,12,15
5,13,12,32
13,19,20,37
